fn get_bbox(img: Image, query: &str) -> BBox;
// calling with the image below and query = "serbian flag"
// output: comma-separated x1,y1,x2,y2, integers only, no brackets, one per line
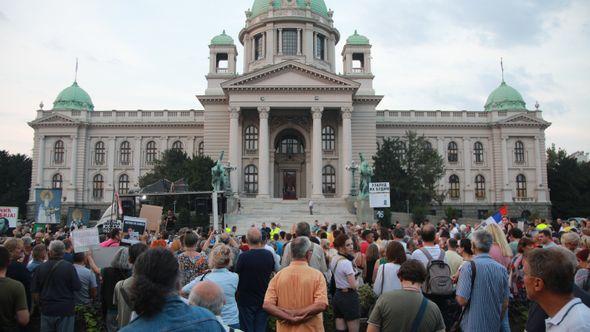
482,206,508,227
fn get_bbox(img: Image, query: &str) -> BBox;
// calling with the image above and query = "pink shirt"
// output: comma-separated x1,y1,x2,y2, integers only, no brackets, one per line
489,244,511,268
100,239,120,247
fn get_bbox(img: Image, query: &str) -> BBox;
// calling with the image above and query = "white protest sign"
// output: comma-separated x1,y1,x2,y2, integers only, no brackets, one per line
0,207,19,228
71,228,100,253
369,182,390,208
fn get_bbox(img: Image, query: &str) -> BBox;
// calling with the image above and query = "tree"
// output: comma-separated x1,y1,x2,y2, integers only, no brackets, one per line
0,150,32,218
373,131,444,221
547,145,590,218
139,149,215,191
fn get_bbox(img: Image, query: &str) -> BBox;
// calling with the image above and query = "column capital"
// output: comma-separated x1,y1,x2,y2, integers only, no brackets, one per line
341,107,353,119
258,106,270,119
311,106,323,119
229,107,240,119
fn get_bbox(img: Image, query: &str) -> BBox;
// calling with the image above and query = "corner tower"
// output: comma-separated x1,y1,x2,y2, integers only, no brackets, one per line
206,31,238,95
239,0,340,73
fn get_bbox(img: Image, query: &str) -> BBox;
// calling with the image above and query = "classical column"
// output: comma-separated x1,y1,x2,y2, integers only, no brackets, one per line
134,137,142,185
258,107,270,198
501,137,511,202
312,106,324,198
278,28,283,55
36,135,46,187
70,135,78,202
341,107,353,197
108,138,116,197
297,29,302,55
228,107,241,195
463,137,472,203
534,136,546,202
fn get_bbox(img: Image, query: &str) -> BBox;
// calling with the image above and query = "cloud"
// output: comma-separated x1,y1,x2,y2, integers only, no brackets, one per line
0,11,7,21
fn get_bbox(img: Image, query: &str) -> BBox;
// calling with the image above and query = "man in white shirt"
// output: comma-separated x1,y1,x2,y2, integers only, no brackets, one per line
411,224,447,268
524,248,590,331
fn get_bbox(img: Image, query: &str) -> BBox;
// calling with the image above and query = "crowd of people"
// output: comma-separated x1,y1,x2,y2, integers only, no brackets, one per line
1,216,590,332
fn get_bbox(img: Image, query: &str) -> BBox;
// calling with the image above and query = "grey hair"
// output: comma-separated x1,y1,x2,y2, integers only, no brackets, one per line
208,244,233,269
48,240,65,257
111,247,131,270
22,236,33,247
189,282,225,316
471,230,493,253
291,236,312,260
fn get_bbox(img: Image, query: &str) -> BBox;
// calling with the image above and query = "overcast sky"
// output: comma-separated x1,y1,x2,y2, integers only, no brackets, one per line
1,0,589,156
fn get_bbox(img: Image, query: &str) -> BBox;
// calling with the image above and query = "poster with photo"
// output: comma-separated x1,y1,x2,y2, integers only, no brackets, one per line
0,207,19,228
35,189,62,224
67,208,90,229
122,216,147,244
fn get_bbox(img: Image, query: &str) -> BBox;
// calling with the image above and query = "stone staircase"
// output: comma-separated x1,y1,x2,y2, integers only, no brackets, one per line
224,198,359,234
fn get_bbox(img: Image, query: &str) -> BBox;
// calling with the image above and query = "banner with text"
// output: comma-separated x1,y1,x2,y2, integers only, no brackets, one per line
369,182,391,208
122,216,147,244
0,207,18,228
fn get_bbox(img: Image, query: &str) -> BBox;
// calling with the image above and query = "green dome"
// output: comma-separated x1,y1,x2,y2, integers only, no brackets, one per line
211,30,234,45
346,30,370,45
484,81,526,112
52,81,94,111
250,0,329,18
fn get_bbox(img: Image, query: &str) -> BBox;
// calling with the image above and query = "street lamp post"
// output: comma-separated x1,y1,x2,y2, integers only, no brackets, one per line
346,160,359,196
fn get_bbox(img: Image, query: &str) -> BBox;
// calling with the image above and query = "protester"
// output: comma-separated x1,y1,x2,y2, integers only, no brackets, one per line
100,228,121,247
486,223,513,269
263,236,329,331
189,281,241,332
574,248,589,291
31,240,81,332
182,244,240,329
177,231,208,286
537,229,557,249
4,238,32,310
364,242,380,284
411,224,447,268
280,222,328,275
101,247,131,332
113,242,149,329
523,248,590,331
331,234,360,332
508,228,524,256
456,230,509,332
0,246,30,330
72,252,97,305
373,241,406,296
121,248,224,331
235,227,276,332
367,259,446,332
445,238,464,276
561,232,580,253
27,243,47,273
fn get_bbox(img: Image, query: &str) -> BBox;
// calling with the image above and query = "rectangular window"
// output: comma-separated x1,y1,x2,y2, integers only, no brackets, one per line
282,29,298,56
254,34,264,60
315,34,325,60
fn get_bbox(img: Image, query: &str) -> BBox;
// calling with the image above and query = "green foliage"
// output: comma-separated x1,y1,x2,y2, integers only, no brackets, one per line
75,305,103,332
358,284,377,318
373,131,444,215
412,205,428,224
547,145,590,218
445,206,460,220
139,149,214,191
0,150,32,218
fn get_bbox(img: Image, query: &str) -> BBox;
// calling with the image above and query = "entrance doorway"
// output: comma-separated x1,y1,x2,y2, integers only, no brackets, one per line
283,170,297,200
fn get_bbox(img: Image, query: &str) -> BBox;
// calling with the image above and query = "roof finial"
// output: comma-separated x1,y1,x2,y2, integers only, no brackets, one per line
354,29,358,35
222,29,226,35
74,57,79,83
500,57,504,83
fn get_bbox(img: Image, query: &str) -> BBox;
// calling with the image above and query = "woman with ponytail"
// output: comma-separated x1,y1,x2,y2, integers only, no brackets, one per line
120,248,224,332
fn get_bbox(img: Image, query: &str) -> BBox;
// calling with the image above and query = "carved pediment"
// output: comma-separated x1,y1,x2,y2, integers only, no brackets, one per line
221,61,361,92
496,113,551,128
28,112,81,128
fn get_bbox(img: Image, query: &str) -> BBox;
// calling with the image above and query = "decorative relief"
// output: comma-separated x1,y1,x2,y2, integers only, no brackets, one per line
270,115,310,130
341,107,353,120
258,107,270,119
229,107,240,119
311,106,323,120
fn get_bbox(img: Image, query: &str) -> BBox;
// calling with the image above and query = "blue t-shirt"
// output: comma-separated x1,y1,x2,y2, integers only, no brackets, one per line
276,241,284,256
235,248,275,307
74,264,98,305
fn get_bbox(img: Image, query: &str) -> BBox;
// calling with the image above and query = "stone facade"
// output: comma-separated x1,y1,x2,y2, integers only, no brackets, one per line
27,1,551,221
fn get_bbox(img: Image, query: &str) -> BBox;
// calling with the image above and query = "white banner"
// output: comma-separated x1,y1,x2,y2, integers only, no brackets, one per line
369,182,390,193
369,182,390,208
71,228,100,253
0,207,18,228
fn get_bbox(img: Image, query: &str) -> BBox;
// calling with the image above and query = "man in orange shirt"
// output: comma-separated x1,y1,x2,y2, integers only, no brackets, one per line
264,236,328,331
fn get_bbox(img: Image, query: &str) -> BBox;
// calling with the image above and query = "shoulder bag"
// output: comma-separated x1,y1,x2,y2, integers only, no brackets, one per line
450,261,476,332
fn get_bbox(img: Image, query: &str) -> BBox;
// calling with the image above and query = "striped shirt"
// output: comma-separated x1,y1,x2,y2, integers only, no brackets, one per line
456,253,509,332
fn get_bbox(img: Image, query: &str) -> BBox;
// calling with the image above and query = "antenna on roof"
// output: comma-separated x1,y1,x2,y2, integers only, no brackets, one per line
74,58,79,83
500,57,504,83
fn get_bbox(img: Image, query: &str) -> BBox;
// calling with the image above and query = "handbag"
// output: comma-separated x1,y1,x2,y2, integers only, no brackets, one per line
450,261,476,332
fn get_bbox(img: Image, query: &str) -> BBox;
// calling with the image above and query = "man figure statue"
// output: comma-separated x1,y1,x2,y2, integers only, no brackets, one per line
359,153,373,199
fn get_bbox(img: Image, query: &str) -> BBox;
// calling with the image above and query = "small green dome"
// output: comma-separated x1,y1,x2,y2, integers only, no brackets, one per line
211,30,234,45
484,81,526,112
250,0,329,18
52,81,94,111
346,30,370,45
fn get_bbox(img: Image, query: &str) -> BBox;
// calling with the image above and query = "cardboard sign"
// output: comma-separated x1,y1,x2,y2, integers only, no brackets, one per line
0,207,18,228
71,228,100,253
122,216,147,244
139,205,163,233
90,247,122,269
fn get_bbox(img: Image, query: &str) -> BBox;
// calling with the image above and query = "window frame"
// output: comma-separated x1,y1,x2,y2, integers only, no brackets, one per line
94,141,105,166
198,141,204,156
54,140,65,164
449,174,460,199
245,126,259,152
514,141,525,163
473,141,484,163
118,174,130,195
254,34,264,60
92,174,104,199
315,33,326,60
281,29,298,56
145,141,157,164
322,126,335,151
447,141,458,163
475,174,486,199
171,140,183,152
52,173,63,189
322,165,336,194
516,174,527,198
244,165,258,194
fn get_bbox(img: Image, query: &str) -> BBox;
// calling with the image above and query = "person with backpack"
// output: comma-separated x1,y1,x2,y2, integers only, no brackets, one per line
330,234,360,332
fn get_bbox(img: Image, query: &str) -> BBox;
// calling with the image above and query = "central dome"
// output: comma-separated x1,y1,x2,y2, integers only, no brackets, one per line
251,0,329,18
53,81,94,111
484,81,526,112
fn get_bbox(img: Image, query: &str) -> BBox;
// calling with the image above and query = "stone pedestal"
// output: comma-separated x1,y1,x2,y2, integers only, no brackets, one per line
355,197,374,223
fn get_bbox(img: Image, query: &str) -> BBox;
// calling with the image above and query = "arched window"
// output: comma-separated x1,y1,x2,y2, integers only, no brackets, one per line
514,141,525,163
244,165,258,194
52,173,62,189
449,175,460,199
198,141,204,156
278,137,304,154
447,141,458,163
516,174,527,198
118,174,129,195
322,165,336,194
92,174,104,199
423,141,433,151
172,140,183,152
54,140,64,164
473,141,484,163
145,141,157,164
120,141,131,165
245,126,259,151
94,141,105,165
322,126,335,151
475,174,486,199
